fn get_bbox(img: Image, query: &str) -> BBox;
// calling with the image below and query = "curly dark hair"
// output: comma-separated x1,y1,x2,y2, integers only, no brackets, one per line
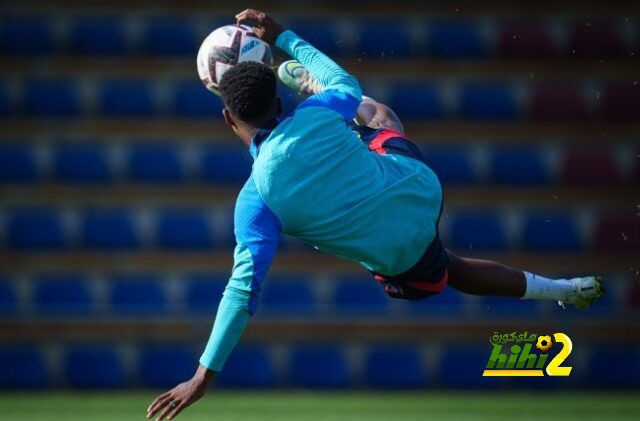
218,61,278,124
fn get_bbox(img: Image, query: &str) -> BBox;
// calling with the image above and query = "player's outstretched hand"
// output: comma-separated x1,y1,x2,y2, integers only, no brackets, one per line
146,364,215,421
236,9,284,45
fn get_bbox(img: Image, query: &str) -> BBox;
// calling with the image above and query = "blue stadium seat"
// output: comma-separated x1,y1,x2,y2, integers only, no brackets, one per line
490,147,548,186
522,212,581,251
423,145,475,185
260,277,315,315
69,17,126,55
128,143,183,183
0,79,9,116
7,209,66,250
587,347,640,388
101,79,156,117
24,79,79,117
0,144,38,182
143,18,199,56
460,82,518,121
289,345,349,388
365,345,426,389
138,344,196,388
156,209,214,250
406,285,464,314
184,273,227,313
54,143,112,183
480,295,540,315
0,15,54,54
439,346,500,389
288,20,342,57
64,345,125,388
388,82,444,120
358,21,413,58
216,345,276,388
0,277,18,315
172,80,224,118
110,274,166,315
333,276,388,314
0,346,49,389
450,212,508,251
82,209,139,250
428,22,485,59
34,274,92,315
201,145,252,184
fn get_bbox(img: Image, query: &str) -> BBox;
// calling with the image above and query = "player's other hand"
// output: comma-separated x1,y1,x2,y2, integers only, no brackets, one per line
146,364,215,421
236,9,285,45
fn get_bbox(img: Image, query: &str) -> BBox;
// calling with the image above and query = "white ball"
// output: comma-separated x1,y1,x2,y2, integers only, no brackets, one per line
197,24,273,95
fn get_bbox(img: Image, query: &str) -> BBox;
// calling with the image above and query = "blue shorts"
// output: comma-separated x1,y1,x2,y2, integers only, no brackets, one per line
353,124,449,301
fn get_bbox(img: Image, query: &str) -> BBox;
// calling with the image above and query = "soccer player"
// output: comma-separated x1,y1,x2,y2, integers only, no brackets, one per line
146,9,603,420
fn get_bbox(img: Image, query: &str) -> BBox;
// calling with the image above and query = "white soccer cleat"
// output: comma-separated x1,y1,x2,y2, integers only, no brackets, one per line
277,60,323,95
559,276,605,309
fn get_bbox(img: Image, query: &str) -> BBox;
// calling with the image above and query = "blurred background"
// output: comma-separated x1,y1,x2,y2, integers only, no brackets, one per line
0,0,638,393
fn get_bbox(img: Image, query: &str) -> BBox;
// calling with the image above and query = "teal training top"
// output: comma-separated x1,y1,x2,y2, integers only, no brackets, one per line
200,30,443,372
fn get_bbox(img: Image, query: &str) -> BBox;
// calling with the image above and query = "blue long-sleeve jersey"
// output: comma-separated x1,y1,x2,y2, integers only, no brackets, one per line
200,30,442,371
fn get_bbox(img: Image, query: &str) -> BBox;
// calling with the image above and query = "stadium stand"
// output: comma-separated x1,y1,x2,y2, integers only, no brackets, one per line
138,344,197,388
54,143,112,183
428,21,485,59
0,143,38,182
69,16,127,55
215,345,276,388
81,209,139,250
0,346,49,389
34,274,93,315
110,274,167,315
289,345,350,388
64,345,125,388
364,345,426,389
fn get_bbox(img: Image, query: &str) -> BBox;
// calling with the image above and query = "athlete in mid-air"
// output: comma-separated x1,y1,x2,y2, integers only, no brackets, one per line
147,9,603,420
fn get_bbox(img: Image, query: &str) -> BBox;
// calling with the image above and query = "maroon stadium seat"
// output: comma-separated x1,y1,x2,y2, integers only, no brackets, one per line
594,212,640,251
561,146,622,186
569,21,626,59
498,22,555,59
529,83,590,120
600,82,640,122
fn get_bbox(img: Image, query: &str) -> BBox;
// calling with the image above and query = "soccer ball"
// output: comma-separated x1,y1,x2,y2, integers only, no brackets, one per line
197,24,273,95
536,335,553,353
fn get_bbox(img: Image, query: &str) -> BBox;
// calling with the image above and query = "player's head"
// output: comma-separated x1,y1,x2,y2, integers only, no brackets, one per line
219,61,282,143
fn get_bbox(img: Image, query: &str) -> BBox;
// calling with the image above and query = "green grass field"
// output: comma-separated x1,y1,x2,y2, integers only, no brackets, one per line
3,391,640,421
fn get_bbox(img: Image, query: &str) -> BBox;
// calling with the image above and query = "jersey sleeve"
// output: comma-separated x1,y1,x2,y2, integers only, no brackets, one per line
199,176,281,372
275,29,362,120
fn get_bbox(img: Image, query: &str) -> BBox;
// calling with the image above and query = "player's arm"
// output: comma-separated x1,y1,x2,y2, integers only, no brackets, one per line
146,177,281,421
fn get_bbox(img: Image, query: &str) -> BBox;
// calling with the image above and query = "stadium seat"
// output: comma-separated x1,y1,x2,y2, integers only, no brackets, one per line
626,275,640,310
0,277,18,315
200,145,253,184
184,273,228,313
156,209,214,250
0,15,54,55
81,209,139,250
333,276,388,314
561,146,621,186
216,345,276,388
172,79,224,118
460,82,518,121
428,21,485,59
0,346,49,389
100,79,156,117
439,346,500,389
33,274,92,315
364,345,426,389
260,276,315,315
422,145,475,185
450,212,508,251
529,84,590,121
143,18,199,56
110,274,166,315
569,21,626,59
7,209,66,250
288,20,342,57
64,345,125,388
54,143,112,183
594,212,640,251
497,22,555,59
490,147,548,185
480,295,540,315
0,79,9,117
600,82,640,122
289,345,350,388
522,211,581,251
69,17,126,55
128,143,183,183
358,21,413,58
24,79,79,117
138,344,196,388
388,82,444,120
406,285,464,315
587,347,640,388
0,143,38,182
